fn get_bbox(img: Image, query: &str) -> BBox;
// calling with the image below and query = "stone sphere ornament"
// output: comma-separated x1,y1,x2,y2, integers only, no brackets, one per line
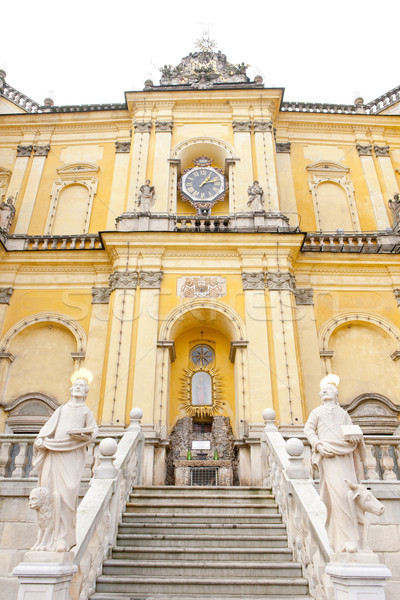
99,437,118,457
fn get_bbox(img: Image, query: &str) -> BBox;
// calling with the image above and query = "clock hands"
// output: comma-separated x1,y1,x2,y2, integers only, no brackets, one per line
199,174,211,187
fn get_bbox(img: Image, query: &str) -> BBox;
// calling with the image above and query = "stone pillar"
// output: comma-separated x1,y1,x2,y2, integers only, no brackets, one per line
132,270,163,425
14,145,50,234
293,288,323,415
326,559,391,600
253,121,280,212
127,121,151,211
266,272,303,425
373,146,400,224
226,158,239,213
152,122,173,212
0,287,13,403
275,142,299,226
167,158,180,214
232,121,253,211
106,141,131,228
101,271,138,428
241,272,273,422
154,341,174,439
7,145,32,203
356,144,390,230
13,552,77,600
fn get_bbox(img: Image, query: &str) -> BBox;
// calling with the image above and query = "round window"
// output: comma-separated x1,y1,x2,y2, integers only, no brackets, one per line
190,344,214,367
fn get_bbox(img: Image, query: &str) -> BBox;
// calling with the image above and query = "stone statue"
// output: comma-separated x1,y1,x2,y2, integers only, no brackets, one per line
32,370,98,551
0,196,16,232
247,181,264,212
388,193,400,232
304,375,384,553
137,180,155,212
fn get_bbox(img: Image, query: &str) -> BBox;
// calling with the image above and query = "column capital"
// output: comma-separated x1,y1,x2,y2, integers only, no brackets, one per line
155,121,173,133
139,270,163,288
253,121,273,132
0,287,13,304
356,144,373,156
266,272,296,291
374,145,390,157
241,272,265,290
16,145,33,157
276,142,291,153
232,121,252,132
91,286,111,304
115,141,131,153
394,289,400,306
134,121,152,133
293,288,314,305
109,270,138,290
33,144,50,157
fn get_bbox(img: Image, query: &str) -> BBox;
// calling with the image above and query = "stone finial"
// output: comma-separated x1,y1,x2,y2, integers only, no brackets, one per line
128,407,143,431
155,121,173,133
232,121,252,132
285,438,309,478
43,97,54,108
262,408,278,432
139,271,163,289
16,145,33,157
115,141,131,153
356,144,372,156
241,272,265,290
94,438,118,479
144,79,153,89
293,288,314,305
253,121,273,132
266,272,296,291
276,142,291,153
109,271,138,290
354,97,365,113
134,121,152,133
374,145,390,157
254,74,263,84
33,145,51,157
91,287,111,304
0,287,13,304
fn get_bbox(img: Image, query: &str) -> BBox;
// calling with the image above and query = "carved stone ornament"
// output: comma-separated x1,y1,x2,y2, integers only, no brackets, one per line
232,121,252,133
276,142,291,153
115,141,131,153
241,272,265,290
293,288,314,305
139,271,163,289
33,144,51,157
109,271,138,290
253,121,273,132
374,145,390,157
178,276,226,298
155,121,173,133
266,272,296,291
356,144,372,156
16,145,33,157
0,287,13,304
91,287,111,304
134,121,152,133
394,289,400,306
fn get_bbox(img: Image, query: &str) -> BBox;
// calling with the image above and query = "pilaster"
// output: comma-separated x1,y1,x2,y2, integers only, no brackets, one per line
373,146,400,219
14,145,50,234
152,121,173,212
127,121,151,211
356,143,390,230
7,145,32,203
275,142,299,226
253,121,280,212
106,140,131,228
232,121,253,211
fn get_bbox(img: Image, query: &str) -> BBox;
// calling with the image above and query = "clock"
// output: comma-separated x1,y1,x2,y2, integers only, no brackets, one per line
179,157,227,214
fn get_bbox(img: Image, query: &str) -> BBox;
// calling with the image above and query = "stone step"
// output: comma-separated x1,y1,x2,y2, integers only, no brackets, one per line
128,496,276,506
133,486,273,496
126,502,279,514
102,559,303,578
118,522,287,536
91,594,312,600
116,533,289,548
111,546,295,562
130,493,275,502
121,511,283,524
95,575,309,595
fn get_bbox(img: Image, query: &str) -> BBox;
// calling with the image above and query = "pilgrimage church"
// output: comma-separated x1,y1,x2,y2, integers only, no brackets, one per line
1,35,400,599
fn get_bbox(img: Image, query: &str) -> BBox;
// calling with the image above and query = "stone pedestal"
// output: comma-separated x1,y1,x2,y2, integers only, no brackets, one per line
326,554,392,600
12,551,77,600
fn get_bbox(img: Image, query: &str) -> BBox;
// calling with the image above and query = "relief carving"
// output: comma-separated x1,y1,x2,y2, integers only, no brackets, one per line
16,145,33,157
155,121,173,133
374,145,390,157
253,121,273,132
109,271,138,290
0,197,16,232
356,144,372,156
266,272,296,291
394,288,400,306
134,121,152,133
179,276,225,298
232,121,252,133
293,288,314,305
276,142,291,153
0,287,13,304
33,144,51,157
139,271,163,289
241,272,265,290
91,287,111,304
115,141,131,153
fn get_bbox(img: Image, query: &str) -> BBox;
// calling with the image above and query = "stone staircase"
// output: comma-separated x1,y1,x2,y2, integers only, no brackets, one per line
90,486,312,600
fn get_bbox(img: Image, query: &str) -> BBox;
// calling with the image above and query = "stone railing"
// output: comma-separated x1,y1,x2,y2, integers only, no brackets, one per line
7,234,103,251
70,408,144,600
281,101,357,114
302,232,381,253
175,216,231,232
261,411,334,600
0,80,41,113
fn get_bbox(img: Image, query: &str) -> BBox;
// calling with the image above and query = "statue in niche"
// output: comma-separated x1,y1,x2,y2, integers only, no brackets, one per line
388,193,400,232
247,181,264,212
304,374,384,553
32,369,98,551
137,179,155,212
0,196,16,232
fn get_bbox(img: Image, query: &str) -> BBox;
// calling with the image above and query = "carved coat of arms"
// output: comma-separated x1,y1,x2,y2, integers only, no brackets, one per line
180,276,225,298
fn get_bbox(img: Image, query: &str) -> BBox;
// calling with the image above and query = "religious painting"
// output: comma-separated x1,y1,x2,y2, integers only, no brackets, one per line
191,371,212,406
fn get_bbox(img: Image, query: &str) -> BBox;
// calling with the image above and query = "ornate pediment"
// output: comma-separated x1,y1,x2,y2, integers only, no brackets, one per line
56,162,99,179
306,161,350,178
342,394,400,434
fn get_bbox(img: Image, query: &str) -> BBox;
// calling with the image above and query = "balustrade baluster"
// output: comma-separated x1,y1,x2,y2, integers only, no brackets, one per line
364,443,379,479
12,441,28,478
0,441,12,477
32,239,39,250
380,444,397,480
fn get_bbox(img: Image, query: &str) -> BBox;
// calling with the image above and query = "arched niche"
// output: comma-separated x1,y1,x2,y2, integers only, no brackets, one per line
342,394,400,434
2,393,59,433
51,183,90,235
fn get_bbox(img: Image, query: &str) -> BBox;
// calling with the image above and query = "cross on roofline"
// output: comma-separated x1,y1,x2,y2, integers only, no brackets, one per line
195,21,217,52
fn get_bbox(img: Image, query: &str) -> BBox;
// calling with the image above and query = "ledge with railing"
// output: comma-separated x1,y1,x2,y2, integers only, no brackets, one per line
5,234,103,252
301,231,400,254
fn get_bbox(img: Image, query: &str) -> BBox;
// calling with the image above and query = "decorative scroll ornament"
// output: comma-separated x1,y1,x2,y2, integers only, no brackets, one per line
109,271,138,290
374,145,390,157
253,121,273,132
155,121,173,133
179,363,223,418
293,288,314,305
241,272,265,290
356,144,372,156
134,121,152,133
115,141,131,153
267,272,296,291
33,145,51,157
394,289,400,307
139,271,163,289
276,142,291,153
0,287,13,304
232,121,252,132
17,145,33,157
179,276,225,298
91,287,111,304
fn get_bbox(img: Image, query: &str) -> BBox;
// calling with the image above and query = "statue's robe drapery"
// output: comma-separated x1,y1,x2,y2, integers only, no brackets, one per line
304,404,366,552
33,402,98,550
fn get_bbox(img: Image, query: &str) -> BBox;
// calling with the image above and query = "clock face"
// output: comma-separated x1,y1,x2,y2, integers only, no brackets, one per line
181,167,226,203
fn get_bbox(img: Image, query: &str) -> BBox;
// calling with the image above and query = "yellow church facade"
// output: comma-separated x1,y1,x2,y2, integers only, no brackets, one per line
1,45,400,484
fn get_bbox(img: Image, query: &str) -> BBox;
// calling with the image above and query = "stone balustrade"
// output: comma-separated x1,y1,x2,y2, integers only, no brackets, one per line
175,216,231,232
302,232,381,253
9,234,103,251
1,81,41,113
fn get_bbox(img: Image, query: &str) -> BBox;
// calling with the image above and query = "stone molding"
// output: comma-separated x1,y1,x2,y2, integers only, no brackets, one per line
91,287,111,304
394,289,400,306
155,121,173,133
293,288,314,305
134,121,152,133
356,144,373,156
241,272,265,290
374,145,390,157
33,144,50,157
276,142,291,153
109,271,138,290
16,145,33,157
115,141,131,153
139,271,163,289
266,272,296,291
232,121,252,132
0,287,13,304
253,121,273,132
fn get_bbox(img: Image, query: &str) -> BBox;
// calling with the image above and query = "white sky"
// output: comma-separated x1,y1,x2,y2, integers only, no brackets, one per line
1,0,398,107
